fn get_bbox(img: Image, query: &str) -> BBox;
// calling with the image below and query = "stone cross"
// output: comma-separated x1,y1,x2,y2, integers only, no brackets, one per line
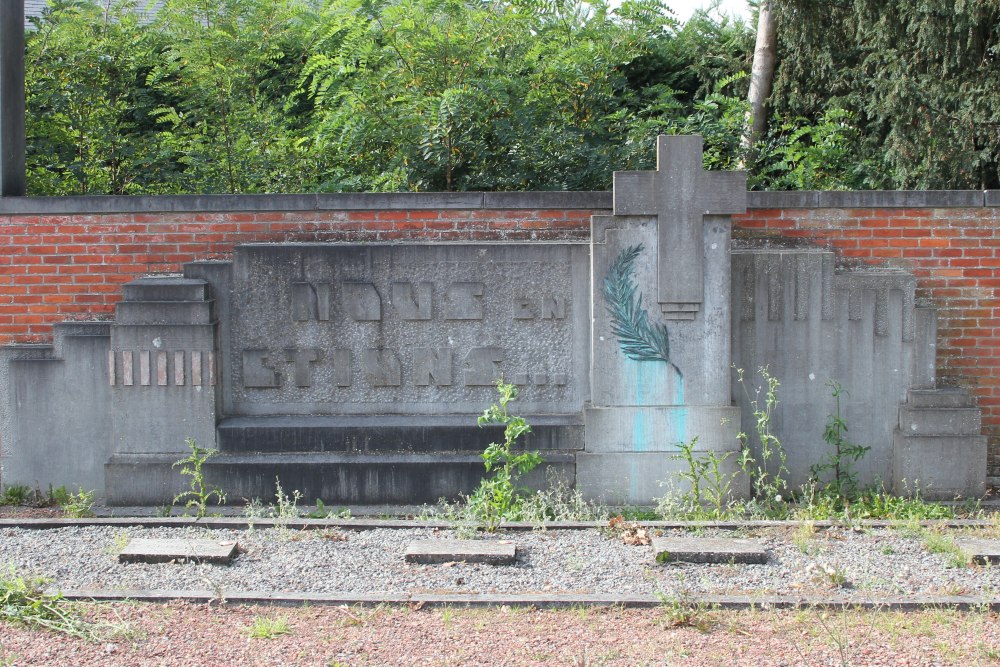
0,0,25,196
613,135,746,319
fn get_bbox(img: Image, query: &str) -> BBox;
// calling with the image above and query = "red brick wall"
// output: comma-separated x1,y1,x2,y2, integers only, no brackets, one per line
0,208,594,342
2,203,998,478
734,207,1000,479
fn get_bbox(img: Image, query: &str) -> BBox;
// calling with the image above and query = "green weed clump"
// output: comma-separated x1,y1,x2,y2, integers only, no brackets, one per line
0,567,90,639
172,438,226,518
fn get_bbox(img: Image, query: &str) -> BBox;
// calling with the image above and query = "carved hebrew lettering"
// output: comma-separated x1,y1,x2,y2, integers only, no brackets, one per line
362,349,401,386
343,283,382,321
392,282,433,320
285,348,322,387
243,349,280,388
463,346,503,385
541,296,566,319
413,348,453,386
445,282,484,320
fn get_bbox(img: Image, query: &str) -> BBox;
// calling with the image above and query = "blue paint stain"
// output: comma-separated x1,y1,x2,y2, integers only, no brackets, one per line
624,359,686,452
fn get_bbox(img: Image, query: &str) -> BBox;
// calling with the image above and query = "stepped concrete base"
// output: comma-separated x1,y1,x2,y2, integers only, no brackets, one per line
218,415,583,454
892,432,987,499
576,451,747,505
105,451,574,506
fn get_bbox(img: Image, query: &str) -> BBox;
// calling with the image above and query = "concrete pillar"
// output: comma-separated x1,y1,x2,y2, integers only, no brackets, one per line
0,1,25,196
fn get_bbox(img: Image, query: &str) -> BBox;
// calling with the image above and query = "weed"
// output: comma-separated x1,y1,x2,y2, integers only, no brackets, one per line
809,380,871,505
59,487,95,518
246,614,291,639
792,521,819,554
463,379,541,532
657,438,739,520
735,366,790,515
172,438,225,518
0,566,90,638
519,470,606,527
806,561,850,588
0,484,31,506
655,589,715,631
790,606,881,667
921,529,970,568
107,530,130,555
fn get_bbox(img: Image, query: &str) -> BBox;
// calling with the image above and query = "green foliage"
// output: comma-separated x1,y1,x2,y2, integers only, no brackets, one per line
771,0,1000,189
659,437,738,520
172,438,226,518
58,488,96,519
519,470,607,526
465,379,542,531
809,380,871,506
246,614,292,639
0,485,31,507
735,366,790,516
0,566,90,638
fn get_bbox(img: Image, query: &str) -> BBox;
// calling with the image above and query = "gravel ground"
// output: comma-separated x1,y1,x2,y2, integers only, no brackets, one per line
1,523,999,599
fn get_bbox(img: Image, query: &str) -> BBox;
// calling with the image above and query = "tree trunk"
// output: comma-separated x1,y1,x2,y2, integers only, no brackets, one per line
744,1,777,150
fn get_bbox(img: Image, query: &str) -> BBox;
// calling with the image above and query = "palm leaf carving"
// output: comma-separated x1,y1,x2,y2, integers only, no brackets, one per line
602,244,682,377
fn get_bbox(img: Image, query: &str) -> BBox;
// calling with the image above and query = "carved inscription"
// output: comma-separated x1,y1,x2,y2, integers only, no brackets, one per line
231,247,582,406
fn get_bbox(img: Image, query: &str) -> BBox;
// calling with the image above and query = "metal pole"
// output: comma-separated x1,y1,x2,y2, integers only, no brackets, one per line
0,0,25,196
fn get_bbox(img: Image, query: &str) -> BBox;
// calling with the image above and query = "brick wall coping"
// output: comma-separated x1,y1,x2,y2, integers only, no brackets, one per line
3,190,1000,215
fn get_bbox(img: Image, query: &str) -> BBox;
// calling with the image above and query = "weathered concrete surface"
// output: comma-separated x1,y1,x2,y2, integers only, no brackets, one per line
0,324,112,494
404,539,517,565
731,249,926,488
118,538,239,564
651,537,767,564
224,244,590,417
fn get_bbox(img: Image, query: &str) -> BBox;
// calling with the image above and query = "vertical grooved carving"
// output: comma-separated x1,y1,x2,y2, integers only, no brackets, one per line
794,255,810,321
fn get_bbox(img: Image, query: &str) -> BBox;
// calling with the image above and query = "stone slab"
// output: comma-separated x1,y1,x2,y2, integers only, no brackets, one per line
954,538,1000,565
404,539,516,565
118,538,239,564
227,243,590,417
651,537,767,564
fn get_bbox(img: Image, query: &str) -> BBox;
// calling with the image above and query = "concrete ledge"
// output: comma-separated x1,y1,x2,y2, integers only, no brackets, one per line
0,190,996,215
55,588,1000,611
0,192,611,214
2,517,997,530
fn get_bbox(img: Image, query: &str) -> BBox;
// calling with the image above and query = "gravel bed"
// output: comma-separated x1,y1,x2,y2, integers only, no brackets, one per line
1,524,998,599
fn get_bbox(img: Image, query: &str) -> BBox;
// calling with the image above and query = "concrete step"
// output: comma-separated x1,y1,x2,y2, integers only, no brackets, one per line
906,388,974,409
892,431,987,500
105,451,575,506
217,415,584,454
898,406,981,436
115,300,213,326
122,278,208,302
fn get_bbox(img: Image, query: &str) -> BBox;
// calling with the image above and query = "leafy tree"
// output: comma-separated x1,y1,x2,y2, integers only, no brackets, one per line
771,0,1000,189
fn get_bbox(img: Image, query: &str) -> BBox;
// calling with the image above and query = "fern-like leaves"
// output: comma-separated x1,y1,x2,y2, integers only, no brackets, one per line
602,244,682,377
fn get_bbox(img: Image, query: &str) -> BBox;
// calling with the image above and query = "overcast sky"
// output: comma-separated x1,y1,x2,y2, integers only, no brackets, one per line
666,0,752,23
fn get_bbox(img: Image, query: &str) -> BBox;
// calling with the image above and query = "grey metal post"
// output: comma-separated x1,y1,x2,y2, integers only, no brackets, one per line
0,0,25,196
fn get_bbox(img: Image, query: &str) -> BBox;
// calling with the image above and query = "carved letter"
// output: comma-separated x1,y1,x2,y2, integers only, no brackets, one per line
413,348,453,386
392,282,433,320
242,350,280,388
463,347,503,385
343,282,382,321
445,282,484,320
541,296,566,319
362,349,401,386
285,348,322,387
332,349,353,387
291,282,332,321
512,297,534,320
